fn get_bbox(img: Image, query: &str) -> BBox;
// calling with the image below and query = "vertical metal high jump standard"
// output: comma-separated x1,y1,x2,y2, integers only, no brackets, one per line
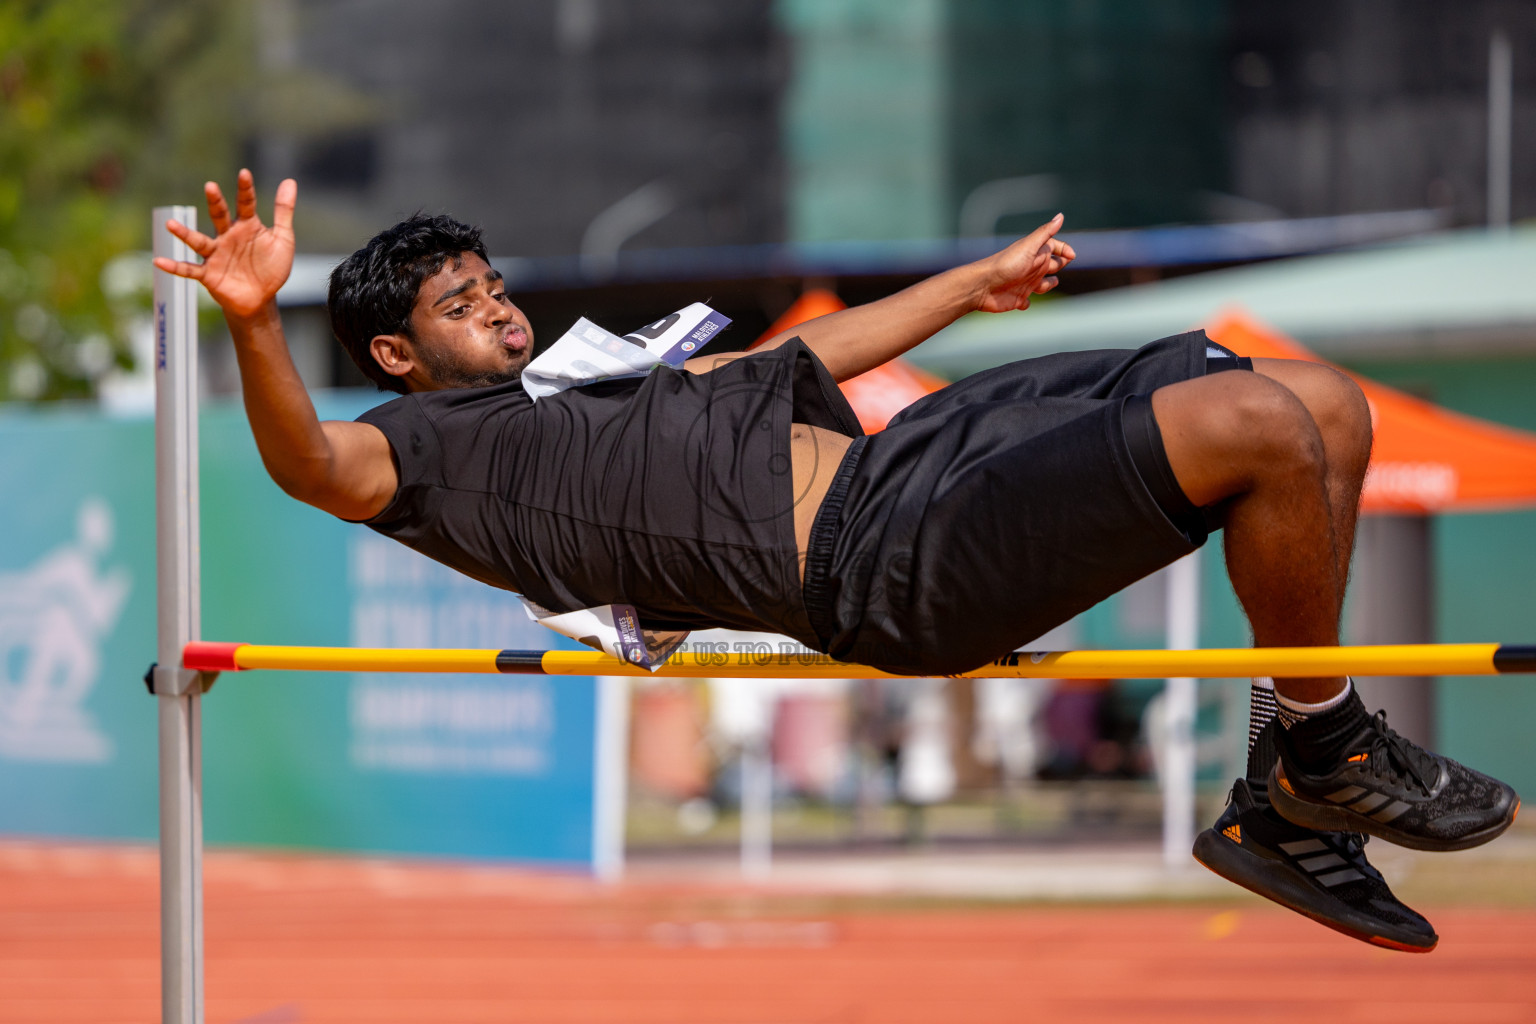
152,206,207,1024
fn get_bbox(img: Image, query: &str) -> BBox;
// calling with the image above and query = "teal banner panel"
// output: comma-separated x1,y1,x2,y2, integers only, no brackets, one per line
0,395,603,869
0,408,158,839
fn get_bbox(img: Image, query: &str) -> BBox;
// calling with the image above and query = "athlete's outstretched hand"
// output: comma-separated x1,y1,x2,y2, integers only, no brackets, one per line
152,169,297,320
973,214,1076,313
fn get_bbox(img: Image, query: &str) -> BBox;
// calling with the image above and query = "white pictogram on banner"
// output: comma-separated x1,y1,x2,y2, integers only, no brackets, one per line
0,498,129,762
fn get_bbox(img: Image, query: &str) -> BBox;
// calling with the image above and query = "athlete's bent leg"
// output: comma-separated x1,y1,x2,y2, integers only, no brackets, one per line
1249,358,1372,598
1150,369,1345,704
1156,366,1518,857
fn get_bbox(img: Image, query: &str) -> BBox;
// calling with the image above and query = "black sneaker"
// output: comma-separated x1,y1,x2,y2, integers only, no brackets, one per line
1270,709,1520,852
1193,778,1437,953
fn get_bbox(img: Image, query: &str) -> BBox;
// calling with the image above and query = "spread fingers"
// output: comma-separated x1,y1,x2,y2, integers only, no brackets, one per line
205,181,233,234
234,168,259,222
152,256,205,281
272,178,297,234
165,218,216,257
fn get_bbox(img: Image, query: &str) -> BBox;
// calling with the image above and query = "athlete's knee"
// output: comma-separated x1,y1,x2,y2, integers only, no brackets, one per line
1256,359,1372,461
1152,372,1325,504
1208,372,1326,474
1309,365,1372,461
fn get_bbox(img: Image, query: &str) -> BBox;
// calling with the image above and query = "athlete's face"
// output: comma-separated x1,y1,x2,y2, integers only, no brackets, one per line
399,252,534,390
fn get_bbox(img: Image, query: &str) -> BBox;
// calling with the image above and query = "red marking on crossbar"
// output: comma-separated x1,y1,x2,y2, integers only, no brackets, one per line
183,641,246,672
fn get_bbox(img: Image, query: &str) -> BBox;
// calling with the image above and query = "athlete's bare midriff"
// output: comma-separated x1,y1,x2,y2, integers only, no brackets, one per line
790,424,856,584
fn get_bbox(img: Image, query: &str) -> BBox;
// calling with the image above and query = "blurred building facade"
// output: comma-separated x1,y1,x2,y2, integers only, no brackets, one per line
1227,1,1535,228
789,0,1534,239
251,0,786,257
255,0,1533,261
217,0,1534,402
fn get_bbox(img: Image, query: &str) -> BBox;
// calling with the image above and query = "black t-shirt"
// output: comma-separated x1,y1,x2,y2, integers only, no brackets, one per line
355,338,862,643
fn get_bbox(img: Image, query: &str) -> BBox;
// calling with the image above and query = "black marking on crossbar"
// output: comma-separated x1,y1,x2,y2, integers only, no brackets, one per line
1493,645,1536,674
991,651,1051,668
495,649,547,673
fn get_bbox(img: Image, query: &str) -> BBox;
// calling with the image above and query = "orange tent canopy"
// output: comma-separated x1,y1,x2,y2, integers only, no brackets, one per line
1209,310,1536,514
751,289,947,433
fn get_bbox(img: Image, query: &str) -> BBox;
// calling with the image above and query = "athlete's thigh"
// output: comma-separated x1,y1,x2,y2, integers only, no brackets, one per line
825,396,1196,675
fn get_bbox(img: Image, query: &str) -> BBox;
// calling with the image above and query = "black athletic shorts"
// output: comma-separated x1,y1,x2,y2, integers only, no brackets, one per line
799,329,1252,676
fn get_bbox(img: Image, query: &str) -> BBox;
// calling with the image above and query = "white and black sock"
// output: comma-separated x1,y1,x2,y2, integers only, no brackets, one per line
1245,678,1280,783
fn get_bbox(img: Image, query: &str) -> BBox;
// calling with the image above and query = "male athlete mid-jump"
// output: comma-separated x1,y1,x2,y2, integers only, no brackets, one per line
158,170,1517,953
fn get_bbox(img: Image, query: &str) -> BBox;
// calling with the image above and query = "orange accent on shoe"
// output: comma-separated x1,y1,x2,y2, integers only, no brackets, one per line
1369,933,1438,954
1348,753,1369,763
1222,824,1242,844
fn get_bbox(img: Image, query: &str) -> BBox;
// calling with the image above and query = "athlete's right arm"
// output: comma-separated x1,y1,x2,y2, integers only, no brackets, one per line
153,170,399,522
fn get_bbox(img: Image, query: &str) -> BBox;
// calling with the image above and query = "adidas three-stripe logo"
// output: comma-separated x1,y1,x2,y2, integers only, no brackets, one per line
1325,785,1413,823
1277,838,1365,887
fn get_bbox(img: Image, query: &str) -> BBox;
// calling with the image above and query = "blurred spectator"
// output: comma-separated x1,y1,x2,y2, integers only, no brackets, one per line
628,682,710,800
972,676,1052,785
1039,679,1153,780
898,679,956,806
771,691,849,800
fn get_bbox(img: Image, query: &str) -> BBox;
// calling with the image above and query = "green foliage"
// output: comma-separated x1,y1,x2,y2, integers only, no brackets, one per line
0,0,254,401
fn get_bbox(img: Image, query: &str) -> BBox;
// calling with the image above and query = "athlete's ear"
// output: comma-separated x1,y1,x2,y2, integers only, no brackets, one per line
370,333,414,379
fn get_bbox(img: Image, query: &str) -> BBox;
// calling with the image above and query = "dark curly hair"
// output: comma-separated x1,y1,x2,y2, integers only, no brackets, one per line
327,214,490,394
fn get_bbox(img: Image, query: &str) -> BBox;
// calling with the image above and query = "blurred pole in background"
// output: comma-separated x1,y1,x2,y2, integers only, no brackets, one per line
957,174,1061,239
1488,29,1512,230
740,735,772,879
593,677,630,882
580,180,679,278
1161,552,1200,869
1348,517,1436,746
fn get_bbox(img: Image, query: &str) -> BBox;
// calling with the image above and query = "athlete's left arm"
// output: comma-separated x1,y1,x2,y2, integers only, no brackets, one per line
681,351,749,374
720,216,1074,383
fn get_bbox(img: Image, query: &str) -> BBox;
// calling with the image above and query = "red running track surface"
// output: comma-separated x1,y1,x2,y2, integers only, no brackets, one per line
3,841,1535,1024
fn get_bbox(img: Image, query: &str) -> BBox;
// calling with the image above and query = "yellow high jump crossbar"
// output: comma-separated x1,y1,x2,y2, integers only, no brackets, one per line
184,640,1536,679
